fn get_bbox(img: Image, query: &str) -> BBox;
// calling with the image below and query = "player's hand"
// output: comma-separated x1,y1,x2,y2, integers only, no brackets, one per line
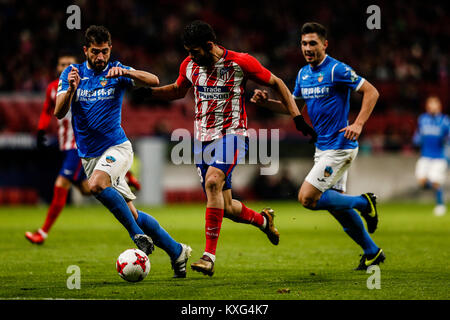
68,66,80,91
250,89,269,105
339,123,363,141
106,67,129,79
293,115,318,143
36,130,46,149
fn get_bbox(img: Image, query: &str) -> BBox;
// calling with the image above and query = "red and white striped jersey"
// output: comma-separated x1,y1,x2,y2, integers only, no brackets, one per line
176,47,272,141
37,79,77,151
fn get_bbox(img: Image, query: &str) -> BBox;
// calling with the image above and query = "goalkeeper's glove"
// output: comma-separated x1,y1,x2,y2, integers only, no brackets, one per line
293,115,317,143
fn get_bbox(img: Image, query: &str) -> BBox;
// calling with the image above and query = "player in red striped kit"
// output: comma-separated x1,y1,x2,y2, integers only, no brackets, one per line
25,53,141,244
139,21,316,276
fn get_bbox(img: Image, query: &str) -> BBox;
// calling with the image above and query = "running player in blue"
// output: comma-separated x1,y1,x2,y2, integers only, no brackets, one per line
413,95,450,216
54,25,191,278
251,22,384,270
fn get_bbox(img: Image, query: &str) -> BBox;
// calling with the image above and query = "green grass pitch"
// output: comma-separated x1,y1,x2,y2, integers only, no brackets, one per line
0,201,448,300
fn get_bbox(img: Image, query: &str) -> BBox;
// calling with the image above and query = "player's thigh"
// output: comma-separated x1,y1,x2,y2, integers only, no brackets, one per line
415,157,430,181
126,201,139,220
428,159,448,185
304,148,358,193
298,180,323,204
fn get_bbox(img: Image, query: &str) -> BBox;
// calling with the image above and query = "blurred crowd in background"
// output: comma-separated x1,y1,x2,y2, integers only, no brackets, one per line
0,0,449,152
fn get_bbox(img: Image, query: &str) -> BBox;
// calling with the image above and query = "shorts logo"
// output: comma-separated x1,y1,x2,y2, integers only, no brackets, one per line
324,166,333,177
100,76,108,87
106,155,116,163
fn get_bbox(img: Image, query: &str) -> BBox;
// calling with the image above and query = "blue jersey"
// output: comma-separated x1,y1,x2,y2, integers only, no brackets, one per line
57,61,135,158
413,113,450,159
292,55,364,151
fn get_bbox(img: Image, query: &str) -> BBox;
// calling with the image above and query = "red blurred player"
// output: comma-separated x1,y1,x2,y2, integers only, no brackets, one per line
25,53,141,244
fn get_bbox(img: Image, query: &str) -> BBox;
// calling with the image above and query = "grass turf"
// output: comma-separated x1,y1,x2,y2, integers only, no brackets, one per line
0,201,448,300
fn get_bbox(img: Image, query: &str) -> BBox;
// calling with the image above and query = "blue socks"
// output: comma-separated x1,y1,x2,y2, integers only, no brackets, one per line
95,187,144,239
436,188,444,205
315,189,368,212
95,187,182,261
136,210,182,261
329,209,379,255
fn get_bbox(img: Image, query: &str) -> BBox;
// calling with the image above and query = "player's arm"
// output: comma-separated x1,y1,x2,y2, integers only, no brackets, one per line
55,66,79,119
36,84,55,148
106,67,159,87
339,80,379,141
250,72,316,141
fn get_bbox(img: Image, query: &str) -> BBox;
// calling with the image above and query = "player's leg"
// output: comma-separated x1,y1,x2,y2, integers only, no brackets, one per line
415,157,432,189
25,175,71,244
25,149,81,244
298,148,378,233
191,166,226,276
83,141,153,254
128,201,191,278
429,159,447,216
327,178,383,270
223,190,279,245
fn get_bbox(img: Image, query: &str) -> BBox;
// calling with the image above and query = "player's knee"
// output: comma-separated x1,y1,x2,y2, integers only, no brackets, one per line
88,180,107,195
204,177,222,194
298,193,317,209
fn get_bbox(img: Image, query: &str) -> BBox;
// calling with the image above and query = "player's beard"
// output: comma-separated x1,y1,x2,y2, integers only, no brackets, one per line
193,52,215,67
88,57,108,72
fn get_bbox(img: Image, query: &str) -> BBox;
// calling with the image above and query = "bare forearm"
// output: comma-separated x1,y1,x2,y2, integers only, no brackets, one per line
54,90,75,119
354,86,379,126
272,77,301,117
126,69,159,87
152,83,188,101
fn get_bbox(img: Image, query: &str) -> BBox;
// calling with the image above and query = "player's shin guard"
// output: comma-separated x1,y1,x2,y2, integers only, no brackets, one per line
41,186,69,233
204,207,224,258
95,187,144,239
136,210,182,261
315,189,368,211
329,209,379,255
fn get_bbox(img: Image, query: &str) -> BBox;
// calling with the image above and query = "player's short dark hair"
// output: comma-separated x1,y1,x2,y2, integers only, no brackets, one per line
301,22,327,41
85,25,112,47
182,20,217,49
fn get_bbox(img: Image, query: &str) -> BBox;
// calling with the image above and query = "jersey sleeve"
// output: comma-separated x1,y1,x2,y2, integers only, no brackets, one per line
292,69,303,99
176,57,192,88
237,53,272,85
37,83,55,131
57,65,73,96
332,62,365,91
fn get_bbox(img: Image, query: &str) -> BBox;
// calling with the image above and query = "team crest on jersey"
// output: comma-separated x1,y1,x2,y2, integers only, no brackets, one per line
106,155,116,163
100,76,108,87
324,166,333,177
317,73,324,83
219,66,232,79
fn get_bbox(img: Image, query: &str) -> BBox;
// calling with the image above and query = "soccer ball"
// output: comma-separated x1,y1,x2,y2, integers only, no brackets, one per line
116,248,151,282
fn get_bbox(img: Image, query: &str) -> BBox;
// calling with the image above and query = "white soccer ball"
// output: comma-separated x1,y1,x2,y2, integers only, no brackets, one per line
116,248,151,282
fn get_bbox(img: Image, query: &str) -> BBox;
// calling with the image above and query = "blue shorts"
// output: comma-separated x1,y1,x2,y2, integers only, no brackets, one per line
194,134,248,191
59,149,87,183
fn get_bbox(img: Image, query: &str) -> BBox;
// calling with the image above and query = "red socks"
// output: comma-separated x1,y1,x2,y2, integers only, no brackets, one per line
239,203,265,227
204,207,224,256
41,186,69,233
